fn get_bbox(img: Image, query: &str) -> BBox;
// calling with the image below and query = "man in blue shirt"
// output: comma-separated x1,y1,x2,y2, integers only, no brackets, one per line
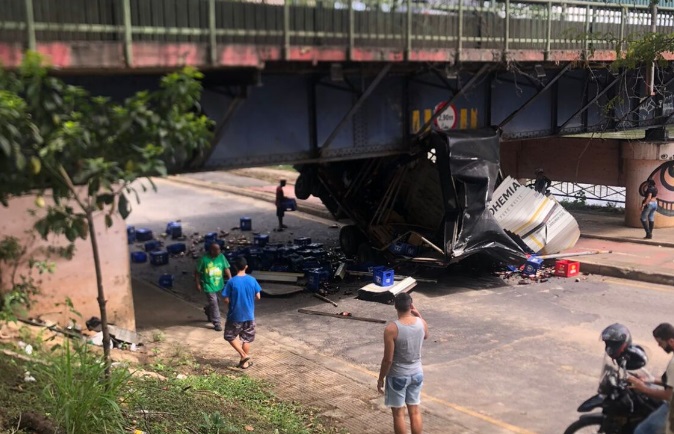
222,256,261,369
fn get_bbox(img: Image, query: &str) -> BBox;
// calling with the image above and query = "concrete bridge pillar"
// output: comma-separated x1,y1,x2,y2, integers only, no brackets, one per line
621,141,674,228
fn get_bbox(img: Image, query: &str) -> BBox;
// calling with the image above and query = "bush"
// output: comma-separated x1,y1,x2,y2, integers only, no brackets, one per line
37,340,130,434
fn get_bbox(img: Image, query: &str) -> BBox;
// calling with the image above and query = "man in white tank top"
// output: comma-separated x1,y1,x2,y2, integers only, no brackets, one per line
378,292,429,434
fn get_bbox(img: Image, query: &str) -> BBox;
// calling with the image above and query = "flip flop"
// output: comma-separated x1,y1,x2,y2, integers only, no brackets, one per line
241,361,253,370
238,357,251,368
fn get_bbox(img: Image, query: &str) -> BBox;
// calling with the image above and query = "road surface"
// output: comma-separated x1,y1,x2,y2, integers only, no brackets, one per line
127,175,674,434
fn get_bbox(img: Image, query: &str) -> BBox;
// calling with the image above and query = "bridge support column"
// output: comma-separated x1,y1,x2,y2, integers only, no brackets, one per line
621,141,674,228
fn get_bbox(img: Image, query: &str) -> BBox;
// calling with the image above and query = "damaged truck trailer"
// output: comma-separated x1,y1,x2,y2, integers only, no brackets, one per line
293,130,580,267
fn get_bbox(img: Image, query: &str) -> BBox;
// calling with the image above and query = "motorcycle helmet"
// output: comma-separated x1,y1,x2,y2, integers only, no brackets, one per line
622,344,648,370
601,323,632,359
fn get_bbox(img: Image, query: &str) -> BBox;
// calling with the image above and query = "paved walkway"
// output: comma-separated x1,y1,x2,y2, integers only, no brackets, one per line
133,278,483,434
168,170,674,287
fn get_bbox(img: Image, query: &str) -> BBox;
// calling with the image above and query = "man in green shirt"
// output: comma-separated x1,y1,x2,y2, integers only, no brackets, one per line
195,242,232,331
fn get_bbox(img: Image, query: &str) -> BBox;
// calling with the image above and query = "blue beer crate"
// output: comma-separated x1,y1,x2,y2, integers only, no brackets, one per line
240,217,252,231
127,226,136,244
282,198,297,211
389,243,405,255
403,244,419,257
205,239,225,251
263,246,279,260
166,221,182,239
135,228,153,242
270,264,290,272
294,237,311,247
373,266,395,287
523,256,543,275
254,234,269,247
389,242,418,257
306,268,330,291
130,251,147,263
302,260,321,271
144,240,162,252
158,274,174,288
287,254,305,271
166,243,186,255
150,250,169,266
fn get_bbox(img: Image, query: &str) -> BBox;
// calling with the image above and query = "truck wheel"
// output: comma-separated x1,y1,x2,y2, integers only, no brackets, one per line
340,225,363,257
357,243,374,264
295,173,312,200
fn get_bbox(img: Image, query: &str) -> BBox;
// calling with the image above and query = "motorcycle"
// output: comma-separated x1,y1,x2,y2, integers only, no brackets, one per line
564,345,663,434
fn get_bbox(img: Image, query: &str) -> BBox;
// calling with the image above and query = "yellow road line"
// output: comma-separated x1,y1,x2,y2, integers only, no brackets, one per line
346,363,536,434
602,277,674,293
423,395,538,434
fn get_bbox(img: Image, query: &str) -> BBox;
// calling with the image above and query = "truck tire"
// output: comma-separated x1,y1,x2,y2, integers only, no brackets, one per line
295,173,312,200
340,225,363,257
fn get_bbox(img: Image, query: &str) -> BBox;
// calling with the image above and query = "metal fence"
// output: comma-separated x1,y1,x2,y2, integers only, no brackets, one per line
2,0,674,64
549,181,626,205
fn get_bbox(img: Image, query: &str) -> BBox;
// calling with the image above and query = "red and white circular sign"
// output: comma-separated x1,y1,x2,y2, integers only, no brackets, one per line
433,101,457,130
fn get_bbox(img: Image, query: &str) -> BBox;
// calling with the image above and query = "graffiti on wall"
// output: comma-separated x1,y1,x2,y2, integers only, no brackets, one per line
641,161,674,217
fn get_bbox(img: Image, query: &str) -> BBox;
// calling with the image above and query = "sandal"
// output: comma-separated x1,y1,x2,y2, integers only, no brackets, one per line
237,357,251,368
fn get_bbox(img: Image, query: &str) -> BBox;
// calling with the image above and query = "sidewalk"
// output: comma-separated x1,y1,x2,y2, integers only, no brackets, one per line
167,171,674,287
563,211,674,286
132,278,480,434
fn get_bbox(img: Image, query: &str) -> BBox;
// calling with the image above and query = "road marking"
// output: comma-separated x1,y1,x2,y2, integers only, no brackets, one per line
601,277,674,293
422,395,538,434
345,362,536,434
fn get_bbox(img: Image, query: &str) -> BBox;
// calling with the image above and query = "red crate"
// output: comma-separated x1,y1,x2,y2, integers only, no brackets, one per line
555,260,580,277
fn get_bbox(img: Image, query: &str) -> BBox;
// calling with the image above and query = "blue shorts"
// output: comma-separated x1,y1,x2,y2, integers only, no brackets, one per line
384,373,424,408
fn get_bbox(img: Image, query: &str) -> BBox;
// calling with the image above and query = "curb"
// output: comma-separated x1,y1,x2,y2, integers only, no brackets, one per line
580,233,674,250
164,175,335,221
576,261,674,287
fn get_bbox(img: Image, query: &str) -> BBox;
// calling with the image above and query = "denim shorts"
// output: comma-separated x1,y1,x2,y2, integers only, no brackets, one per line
384,373,424,408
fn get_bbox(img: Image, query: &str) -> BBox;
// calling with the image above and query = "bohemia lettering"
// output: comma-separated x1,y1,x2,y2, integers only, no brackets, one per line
489,181,520,215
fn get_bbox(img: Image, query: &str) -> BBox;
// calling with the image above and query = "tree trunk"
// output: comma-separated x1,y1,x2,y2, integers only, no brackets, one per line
86,209,112,379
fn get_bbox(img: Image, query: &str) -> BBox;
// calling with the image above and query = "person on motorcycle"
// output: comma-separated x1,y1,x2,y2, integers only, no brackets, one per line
627,323,674,434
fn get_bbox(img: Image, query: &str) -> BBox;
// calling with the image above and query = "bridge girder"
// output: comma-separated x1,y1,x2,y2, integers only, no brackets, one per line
64,61,674,170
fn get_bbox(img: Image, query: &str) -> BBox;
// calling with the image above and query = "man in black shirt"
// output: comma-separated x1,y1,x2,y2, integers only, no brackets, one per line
534,169,551,195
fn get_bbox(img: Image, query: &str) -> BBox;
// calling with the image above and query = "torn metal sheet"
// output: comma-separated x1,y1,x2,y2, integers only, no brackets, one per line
250,271,304,283
491,176,580,255
432,130,527,264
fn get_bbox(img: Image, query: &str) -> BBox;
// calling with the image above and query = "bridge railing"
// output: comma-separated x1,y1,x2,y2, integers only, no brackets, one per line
2,0,674,64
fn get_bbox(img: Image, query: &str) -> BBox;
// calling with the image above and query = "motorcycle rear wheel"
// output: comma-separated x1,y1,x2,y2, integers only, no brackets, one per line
563,415,604,434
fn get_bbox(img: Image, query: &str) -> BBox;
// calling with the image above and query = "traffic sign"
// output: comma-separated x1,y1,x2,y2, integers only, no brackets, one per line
433,101,457,130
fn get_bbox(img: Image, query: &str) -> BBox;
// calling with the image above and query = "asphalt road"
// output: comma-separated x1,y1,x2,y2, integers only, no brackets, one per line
127,175,674,434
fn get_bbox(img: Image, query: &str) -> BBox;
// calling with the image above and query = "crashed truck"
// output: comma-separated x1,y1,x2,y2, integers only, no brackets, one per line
292,130,580,267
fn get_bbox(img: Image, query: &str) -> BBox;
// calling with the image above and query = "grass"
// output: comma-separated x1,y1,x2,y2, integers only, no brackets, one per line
0,339,340,434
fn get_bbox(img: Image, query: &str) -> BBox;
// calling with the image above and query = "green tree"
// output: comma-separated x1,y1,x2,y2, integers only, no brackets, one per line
0,53,213,374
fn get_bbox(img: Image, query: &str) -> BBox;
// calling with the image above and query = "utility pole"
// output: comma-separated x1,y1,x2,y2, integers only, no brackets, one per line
647,0,658,96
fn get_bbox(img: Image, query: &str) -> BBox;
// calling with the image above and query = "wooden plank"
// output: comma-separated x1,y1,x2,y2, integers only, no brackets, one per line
346,270,436,283
298,309,386,324
250,270,304,283
359,276,417,295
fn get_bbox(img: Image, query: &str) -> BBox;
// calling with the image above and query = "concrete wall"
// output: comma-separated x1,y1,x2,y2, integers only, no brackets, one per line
501,138,624,186
0,194,135,330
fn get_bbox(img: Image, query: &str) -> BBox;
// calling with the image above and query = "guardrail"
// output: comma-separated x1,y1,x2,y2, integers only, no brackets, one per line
2,0,674,65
